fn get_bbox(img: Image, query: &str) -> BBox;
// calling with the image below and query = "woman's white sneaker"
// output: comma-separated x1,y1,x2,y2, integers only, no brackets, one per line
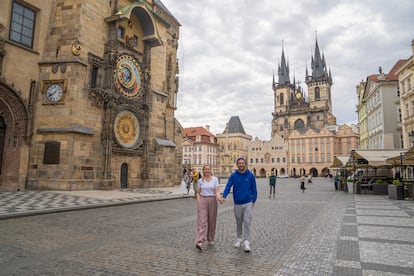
234,238,243,248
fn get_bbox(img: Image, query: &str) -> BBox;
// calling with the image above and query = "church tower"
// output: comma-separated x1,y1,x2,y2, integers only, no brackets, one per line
305,38,336,127
271,46,296,139
271,38,336,139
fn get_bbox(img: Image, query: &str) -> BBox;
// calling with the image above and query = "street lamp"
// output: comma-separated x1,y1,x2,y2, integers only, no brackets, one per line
400,152,405,199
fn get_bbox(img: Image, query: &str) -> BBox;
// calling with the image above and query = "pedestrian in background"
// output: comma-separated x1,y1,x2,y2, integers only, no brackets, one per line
195,165,221,251
220,157,257,252
180,169,188,195
334,174,339,191
269,171,277,198
300,175,306,192
307,174,312,184
183,169,192,195
192,169,199,198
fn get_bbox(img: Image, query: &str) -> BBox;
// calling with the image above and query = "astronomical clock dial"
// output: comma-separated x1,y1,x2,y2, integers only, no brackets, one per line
114,55,143,98
113,110,140,148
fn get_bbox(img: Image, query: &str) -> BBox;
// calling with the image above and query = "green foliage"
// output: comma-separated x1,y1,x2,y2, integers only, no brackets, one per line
392,179,401,185
375,179,383,184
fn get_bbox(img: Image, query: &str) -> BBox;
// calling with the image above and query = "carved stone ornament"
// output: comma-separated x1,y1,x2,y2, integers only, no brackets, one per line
52,64,59,73
71,40,82,56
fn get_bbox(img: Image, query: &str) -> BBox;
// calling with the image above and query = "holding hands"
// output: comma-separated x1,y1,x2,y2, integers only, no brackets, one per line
218,196,225,204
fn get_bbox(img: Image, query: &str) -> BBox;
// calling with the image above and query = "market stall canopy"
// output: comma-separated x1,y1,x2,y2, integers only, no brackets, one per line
386,146,414,165
331,155,349,168
349,149,403,168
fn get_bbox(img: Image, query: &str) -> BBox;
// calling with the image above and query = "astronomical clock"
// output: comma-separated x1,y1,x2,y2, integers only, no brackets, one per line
113,54,143,99
113,110,141,149
112,53,145,151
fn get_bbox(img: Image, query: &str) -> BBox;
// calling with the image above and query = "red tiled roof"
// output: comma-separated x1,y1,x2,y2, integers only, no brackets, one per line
387,59,408,80
368,59,408,82
183,127,217,143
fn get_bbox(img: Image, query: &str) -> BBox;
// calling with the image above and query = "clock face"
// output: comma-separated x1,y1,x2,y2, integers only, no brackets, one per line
114,55,142,98
296,92,302,99
113,110,140,148
46,84,63,102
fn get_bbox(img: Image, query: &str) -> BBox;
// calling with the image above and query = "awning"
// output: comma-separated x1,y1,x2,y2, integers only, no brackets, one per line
350,149,403,167
331,155,349,168
386,146,414,165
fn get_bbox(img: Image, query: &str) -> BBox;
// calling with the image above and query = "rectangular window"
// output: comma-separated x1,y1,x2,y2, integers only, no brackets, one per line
10,1,36,48
117,26,125,39
43,141,60,164
91,66,99,88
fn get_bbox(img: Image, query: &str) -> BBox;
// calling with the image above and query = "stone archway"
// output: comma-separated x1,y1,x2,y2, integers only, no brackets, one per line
259,168,266,178
310,167,318,177
0,80,29,191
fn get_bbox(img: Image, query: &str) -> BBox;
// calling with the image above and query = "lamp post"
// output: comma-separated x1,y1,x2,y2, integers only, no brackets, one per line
400,152,404,181
400,152,405,199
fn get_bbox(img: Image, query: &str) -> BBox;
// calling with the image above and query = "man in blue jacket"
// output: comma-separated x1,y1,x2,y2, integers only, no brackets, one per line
220,157,257,252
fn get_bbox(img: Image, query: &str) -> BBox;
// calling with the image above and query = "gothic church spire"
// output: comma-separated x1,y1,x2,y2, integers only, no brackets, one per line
277,42,290,86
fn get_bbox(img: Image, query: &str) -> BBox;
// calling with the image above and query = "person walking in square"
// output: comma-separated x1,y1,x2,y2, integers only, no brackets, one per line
192,169,200,198
195,165,221,251
300,175,306,192
269,171,277,198
307,174,313,184
220,157,257,252
183,169,192,195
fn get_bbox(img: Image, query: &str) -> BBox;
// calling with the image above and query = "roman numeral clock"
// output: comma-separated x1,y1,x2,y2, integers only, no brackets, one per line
112,54,143,149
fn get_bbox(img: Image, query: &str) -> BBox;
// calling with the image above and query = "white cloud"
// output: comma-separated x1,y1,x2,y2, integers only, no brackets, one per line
164,0,414,139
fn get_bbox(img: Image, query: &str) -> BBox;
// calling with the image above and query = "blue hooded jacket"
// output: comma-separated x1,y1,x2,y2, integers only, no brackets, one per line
222,169,257,205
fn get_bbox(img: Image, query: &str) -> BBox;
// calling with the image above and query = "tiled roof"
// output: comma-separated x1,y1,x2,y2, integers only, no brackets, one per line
183,127,217,143
387,59,407,80
367,59,408,82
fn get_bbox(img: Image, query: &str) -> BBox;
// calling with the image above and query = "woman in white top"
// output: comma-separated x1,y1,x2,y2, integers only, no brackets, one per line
195,165,221,250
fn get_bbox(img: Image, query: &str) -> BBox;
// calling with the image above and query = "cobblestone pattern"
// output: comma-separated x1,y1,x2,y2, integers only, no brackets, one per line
0,178,335,275
0,190,178,219
336,195,414,275
271,184,348,275
1,179,413,275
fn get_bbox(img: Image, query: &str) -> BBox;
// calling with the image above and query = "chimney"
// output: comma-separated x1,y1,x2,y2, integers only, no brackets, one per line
206,125,210,131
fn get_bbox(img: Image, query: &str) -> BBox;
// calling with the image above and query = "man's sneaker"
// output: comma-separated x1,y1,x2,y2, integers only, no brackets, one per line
243,240,251,252
234,238,243,248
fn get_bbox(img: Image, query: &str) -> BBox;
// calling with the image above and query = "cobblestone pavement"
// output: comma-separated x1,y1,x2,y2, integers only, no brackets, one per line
0,178,413,275
0,187,193,220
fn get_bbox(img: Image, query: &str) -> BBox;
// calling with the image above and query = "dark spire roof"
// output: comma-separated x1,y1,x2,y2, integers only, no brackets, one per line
310,38,332,83
277,45,290,86
224,116,246,134
311,39,326,79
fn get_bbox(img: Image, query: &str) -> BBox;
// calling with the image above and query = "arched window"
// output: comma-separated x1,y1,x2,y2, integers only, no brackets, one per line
315,87,320,100
280,93,284,105
294,119,305,130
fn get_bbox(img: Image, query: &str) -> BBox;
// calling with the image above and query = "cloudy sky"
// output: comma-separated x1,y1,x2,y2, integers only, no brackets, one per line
163,0,414,140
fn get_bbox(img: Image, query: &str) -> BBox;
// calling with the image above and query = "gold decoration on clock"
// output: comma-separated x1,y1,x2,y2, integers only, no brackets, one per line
114,110,140,148
114,54,143,98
